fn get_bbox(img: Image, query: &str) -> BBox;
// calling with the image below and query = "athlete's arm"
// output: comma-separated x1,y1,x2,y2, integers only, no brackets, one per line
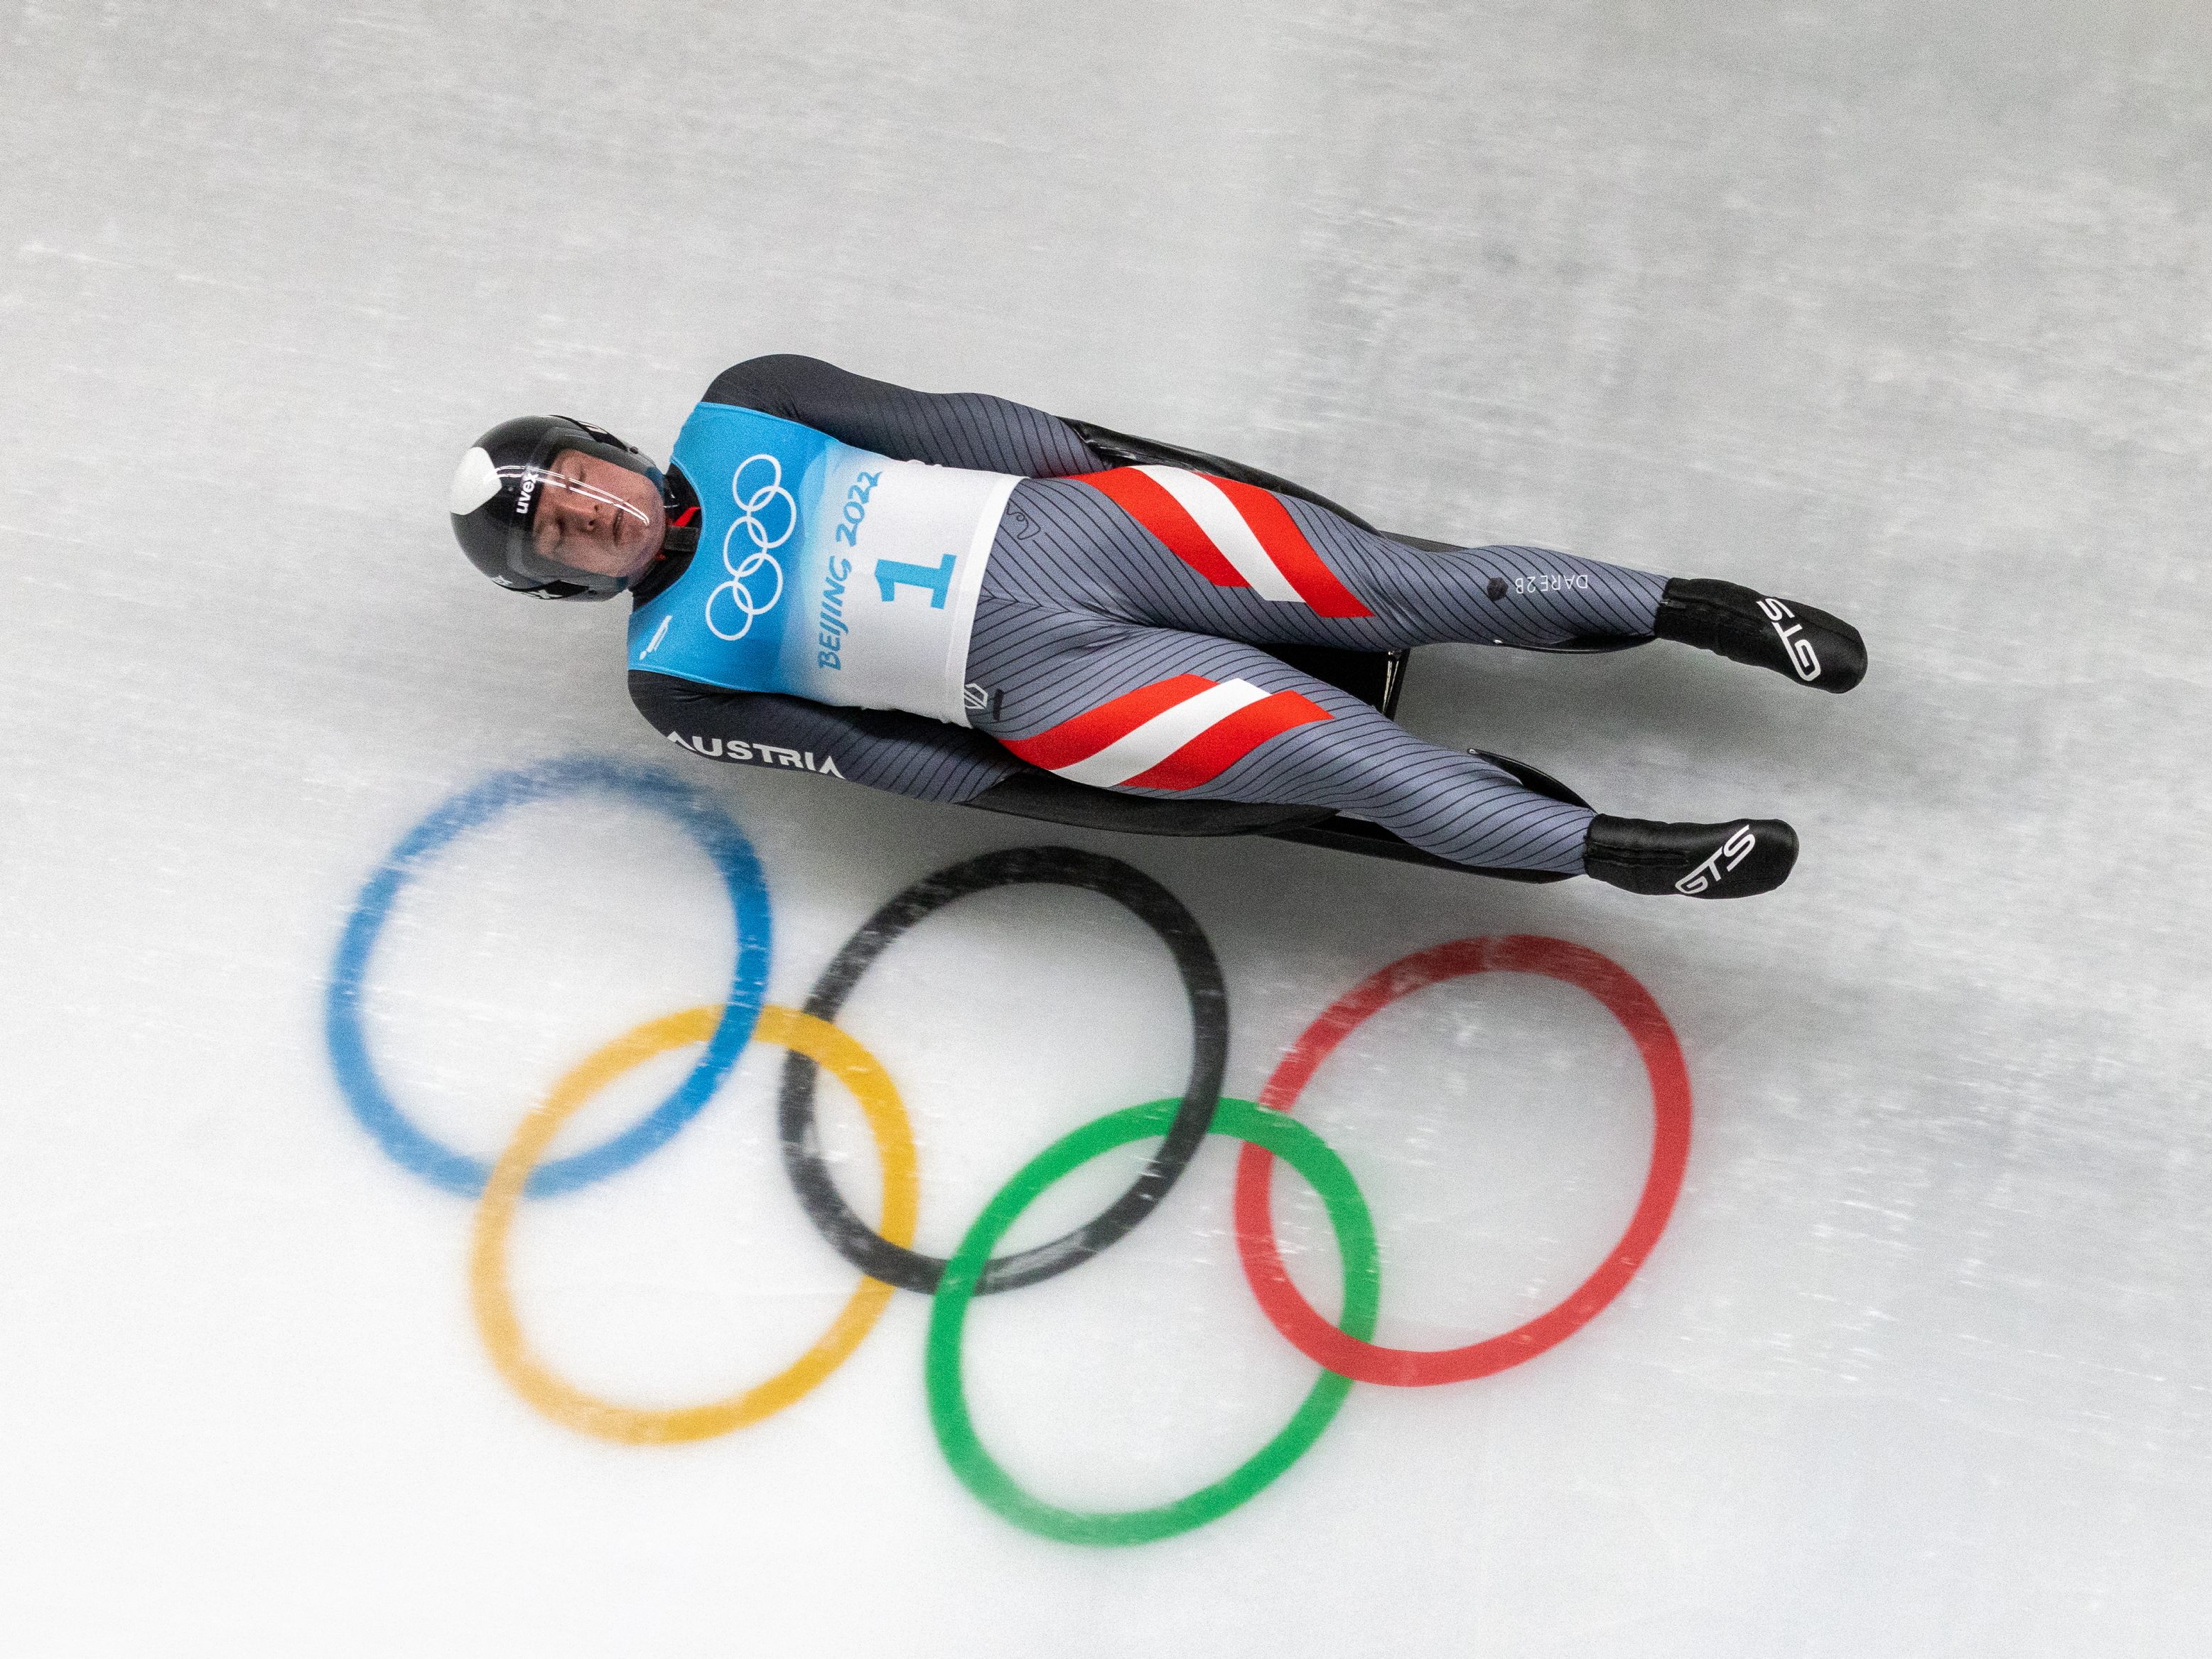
629,671,1025,803
702,355,1107,477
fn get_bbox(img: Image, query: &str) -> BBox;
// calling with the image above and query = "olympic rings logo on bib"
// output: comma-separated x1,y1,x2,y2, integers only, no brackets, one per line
326,760,1695,1547
705,453,793,641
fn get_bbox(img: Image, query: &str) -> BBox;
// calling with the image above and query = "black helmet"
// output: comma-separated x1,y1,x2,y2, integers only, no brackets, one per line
448,415,665,600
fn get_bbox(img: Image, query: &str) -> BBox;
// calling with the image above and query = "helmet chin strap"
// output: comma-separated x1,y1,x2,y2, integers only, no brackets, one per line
656,463,701,558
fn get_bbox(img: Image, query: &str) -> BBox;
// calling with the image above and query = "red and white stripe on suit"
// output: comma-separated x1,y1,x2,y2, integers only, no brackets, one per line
998,672,1334,791
1070,467,1374,618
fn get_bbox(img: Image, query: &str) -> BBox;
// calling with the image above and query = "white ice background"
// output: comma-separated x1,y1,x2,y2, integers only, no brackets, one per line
4,2,2211,1655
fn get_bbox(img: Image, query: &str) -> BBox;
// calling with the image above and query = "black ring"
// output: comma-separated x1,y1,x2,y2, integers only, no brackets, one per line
778,845,1227,1295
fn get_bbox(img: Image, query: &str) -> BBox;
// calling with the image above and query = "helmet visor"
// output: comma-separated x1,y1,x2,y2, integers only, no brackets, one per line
498,463,655,585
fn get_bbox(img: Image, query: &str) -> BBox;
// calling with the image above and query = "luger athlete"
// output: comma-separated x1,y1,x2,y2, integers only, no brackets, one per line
448,355,1866,897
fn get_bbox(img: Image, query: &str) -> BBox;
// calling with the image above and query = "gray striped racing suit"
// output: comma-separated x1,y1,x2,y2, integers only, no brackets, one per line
630,356,1668,875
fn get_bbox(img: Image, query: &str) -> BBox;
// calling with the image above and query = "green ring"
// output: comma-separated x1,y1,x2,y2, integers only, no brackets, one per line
924,1096,1380,1546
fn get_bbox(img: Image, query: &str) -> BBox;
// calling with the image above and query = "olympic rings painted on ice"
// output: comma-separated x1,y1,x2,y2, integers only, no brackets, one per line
779,845,1227,1296
324,757,772,1198
1231,935,1693,1388
925,1096,1379,1547
470,1005,916,1444
328,763,1695,1545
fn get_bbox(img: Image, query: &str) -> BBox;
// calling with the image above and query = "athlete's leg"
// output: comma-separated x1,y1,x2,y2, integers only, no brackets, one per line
988,474,1865,690
965,600,1596,873
991,475,1651,649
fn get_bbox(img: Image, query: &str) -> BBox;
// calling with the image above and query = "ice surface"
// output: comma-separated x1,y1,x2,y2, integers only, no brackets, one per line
5,2,2211,1654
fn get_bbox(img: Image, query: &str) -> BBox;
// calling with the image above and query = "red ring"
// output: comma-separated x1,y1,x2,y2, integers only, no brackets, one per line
1232,936,1692,1388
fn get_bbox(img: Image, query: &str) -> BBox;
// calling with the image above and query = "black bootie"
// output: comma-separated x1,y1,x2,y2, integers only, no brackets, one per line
1654,578,1867,693
1584,816,1799,898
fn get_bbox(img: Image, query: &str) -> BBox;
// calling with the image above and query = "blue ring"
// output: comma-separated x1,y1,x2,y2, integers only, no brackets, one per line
324,756,772,1199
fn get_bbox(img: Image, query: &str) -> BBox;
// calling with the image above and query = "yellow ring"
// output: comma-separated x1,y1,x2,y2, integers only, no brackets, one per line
469,1005,918,1444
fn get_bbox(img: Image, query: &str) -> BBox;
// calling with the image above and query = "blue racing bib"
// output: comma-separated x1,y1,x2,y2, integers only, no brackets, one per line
628,402,1018,727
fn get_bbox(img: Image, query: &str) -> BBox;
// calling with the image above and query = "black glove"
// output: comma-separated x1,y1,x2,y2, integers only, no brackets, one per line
1655,578,1867,693
1584,815,1799,897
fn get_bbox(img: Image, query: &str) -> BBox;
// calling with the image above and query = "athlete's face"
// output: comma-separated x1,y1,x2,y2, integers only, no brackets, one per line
531,448,666,580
